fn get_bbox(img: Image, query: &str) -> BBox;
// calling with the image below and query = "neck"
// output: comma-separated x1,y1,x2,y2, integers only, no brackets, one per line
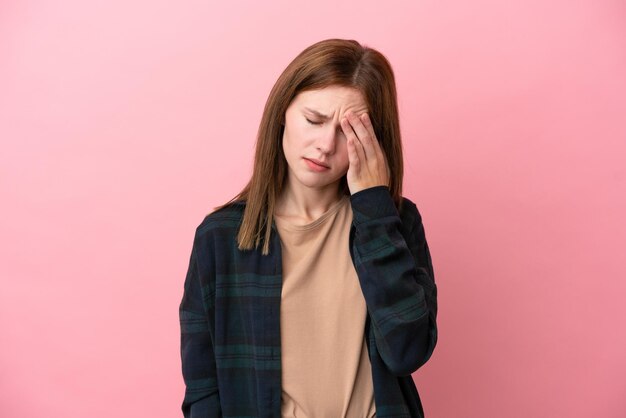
275,180,345,220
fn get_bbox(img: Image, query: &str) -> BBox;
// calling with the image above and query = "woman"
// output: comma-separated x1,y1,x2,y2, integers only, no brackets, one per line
179,38,438,418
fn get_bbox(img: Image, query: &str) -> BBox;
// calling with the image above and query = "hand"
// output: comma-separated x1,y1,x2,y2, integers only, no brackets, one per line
341,111,391,195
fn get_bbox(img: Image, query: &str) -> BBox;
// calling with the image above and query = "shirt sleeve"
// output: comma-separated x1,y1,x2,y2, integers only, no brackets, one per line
179,228,223,417
349,185,438,376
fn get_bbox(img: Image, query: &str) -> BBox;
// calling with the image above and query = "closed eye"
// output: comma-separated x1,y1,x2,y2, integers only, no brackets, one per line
305,117,344,137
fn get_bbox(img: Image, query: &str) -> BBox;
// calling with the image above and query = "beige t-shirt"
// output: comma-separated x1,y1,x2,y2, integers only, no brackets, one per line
274,194,376,418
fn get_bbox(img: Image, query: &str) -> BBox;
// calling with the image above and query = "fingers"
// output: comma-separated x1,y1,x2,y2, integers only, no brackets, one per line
342,111,388,169
359,113,386,163
342,117,366,165
343,112,377,162
346,134,359,169
342,111,391,189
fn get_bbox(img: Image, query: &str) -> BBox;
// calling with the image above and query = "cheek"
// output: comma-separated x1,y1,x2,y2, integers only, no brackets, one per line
337,143,350,169
285,125,309,149
282,127,298,153
281,132,289,155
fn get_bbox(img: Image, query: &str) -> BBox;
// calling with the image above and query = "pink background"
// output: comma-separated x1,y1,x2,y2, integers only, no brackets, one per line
1,0,624,417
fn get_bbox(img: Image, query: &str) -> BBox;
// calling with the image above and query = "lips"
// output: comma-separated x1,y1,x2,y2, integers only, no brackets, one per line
305,158,329,168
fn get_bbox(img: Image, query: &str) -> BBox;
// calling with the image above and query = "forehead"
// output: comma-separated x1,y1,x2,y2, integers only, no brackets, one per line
292,86,368,109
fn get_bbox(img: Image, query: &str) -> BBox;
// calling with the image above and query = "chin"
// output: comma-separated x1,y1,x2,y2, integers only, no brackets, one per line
302,174,343,188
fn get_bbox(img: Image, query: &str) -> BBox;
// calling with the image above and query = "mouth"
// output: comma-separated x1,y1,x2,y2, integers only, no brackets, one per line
304,158,329,168
303,158,330,171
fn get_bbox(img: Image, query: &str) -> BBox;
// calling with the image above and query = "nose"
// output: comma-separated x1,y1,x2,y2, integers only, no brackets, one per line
316,125,342,154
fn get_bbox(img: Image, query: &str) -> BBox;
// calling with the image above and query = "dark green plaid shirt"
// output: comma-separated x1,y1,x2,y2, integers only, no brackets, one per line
179,185,438,417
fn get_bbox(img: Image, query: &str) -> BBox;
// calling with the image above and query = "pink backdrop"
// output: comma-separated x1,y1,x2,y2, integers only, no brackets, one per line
1,0,624,417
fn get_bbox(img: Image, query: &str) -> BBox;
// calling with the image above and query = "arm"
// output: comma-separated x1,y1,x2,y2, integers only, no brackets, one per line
179,229,222,417
350,186,438,376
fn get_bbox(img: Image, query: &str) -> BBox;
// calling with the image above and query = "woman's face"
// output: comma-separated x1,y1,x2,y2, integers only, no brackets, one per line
281,85,369,191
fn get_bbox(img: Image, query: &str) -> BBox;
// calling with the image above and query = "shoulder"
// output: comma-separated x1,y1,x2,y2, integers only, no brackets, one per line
190,201,246,267
195,200,246,239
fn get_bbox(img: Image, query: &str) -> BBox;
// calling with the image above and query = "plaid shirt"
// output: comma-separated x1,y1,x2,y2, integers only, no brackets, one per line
179,185,438,417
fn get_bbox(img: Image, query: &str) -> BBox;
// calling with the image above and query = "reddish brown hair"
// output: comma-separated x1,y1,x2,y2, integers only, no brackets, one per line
212,38,405,255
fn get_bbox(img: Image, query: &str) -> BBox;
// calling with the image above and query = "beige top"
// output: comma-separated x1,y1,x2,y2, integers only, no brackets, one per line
274,194,376,418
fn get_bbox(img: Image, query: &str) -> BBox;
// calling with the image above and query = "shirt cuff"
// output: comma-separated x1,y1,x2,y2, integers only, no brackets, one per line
350,185,400,226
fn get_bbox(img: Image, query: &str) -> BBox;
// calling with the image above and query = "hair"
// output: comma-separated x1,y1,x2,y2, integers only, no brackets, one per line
212,38,406,255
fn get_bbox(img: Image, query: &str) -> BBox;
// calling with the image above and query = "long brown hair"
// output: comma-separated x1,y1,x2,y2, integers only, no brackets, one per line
212,38,405,255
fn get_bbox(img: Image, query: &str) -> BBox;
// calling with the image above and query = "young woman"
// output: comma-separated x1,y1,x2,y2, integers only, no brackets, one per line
179,38,438,418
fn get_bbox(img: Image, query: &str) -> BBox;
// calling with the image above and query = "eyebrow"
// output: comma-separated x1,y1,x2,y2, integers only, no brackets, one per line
303,107,331,120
